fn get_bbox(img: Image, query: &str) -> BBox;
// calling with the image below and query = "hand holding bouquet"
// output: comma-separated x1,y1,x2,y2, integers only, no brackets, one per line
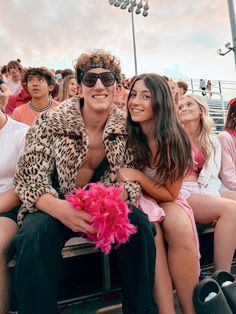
66,183,137,254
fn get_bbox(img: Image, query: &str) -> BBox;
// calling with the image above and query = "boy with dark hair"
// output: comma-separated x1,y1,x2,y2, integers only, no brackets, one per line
61,68,74,79
13,49,157,314
12,67,58,125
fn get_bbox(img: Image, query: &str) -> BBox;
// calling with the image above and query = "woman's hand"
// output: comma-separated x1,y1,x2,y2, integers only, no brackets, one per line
117,168,140,182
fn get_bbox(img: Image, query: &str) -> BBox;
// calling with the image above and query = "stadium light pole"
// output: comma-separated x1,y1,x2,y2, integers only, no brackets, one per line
108,0,149,75
227,0,236,69
217,0,236,70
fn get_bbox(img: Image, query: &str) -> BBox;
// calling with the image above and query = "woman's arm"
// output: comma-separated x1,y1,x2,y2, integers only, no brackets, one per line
117,168,182,202
218,132,236,190
0,190,21,213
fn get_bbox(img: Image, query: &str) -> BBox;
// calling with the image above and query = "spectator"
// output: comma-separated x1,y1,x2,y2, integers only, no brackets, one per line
61,68,74,79
164,76,180,108
206,79,212,97
0,107,28,314
117,73,199,314
114,75,129,113
218,98,236,195
0,79,11,110
5,82,31,115
179,94,236,272
1,65,9,81
12,67,58,125
57,75,77,102
6,60,23,95
199,79,206,96
177,80,188,97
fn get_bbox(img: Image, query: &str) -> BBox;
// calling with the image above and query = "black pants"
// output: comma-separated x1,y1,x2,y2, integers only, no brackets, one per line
12,206,157,314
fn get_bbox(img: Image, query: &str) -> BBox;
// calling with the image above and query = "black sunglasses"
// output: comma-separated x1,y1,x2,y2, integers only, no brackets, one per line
81,72,116,87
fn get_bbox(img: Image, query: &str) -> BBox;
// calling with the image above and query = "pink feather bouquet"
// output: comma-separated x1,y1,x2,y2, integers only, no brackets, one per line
65,183,137,254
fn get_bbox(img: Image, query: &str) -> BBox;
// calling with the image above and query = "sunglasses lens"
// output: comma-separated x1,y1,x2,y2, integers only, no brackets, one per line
82,73,97,87
82,72,115,87
100,73,115,87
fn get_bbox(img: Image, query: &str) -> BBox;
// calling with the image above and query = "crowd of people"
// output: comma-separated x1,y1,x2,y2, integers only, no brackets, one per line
0,50,236,314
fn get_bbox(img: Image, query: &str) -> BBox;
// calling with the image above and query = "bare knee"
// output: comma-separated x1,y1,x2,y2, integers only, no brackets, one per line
163,217,195,249
219,205,236,223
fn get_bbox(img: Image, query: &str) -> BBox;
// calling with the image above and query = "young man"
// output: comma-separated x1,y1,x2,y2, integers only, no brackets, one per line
6,60,23,95
12,67,58,125
13,49,157,314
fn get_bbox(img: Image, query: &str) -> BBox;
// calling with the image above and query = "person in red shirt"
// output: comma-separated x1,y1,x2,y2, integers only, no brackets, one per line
5,82,31,115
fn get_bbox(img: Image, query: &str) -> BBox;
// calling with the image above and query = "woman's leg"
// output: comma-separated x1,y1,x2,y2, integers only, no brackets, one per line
220,191,236,201
0,217,18,314
153,222,175,314
161,202,199,314
187,194,236,271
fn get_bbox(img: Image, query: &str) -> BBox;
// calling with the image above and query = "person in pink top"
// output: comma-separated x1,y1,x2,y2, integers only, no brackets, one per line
218,98,236,197
179,94,236,273
117,73,199,314
12,67,58,126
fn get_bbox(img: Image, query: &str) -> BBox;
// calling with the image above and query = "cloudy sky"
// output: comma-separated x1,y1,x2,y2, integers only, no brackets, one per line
1,0,235,81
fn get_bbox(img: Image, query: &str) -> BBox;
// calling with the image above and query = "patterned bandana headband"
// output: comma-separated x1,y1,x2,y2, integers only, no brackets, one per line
76,59,121,84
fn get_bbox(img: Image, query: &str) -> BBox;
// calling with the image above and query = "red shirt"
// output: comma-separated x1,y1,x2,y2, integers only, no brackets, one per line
5,84,31,115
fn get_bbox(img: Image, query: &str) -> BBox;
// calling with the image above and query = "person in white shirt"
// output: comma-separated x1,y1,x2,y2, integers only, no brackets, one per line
0,108,28,314
6,60,23,95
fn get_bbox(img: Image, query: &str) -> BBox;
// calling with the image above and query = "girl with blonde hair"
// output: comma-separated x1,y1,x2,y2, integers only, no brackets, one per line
179,94,236,272
57,74,77,102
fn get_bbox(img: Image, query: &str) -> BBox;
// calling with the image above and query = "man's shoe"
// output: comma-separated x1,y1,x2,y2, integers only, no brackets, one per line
212,270,236,313
193,278,232,313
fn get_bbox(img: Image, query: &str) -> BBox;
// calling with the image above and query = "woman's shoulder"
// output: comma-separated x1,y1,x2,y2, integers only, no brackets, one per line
218,130,232,140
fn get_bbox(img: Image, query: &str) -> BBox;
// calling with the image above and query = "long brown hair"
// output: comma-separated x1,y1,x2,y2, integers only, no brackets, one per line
225,99,236,131
127,73,193,184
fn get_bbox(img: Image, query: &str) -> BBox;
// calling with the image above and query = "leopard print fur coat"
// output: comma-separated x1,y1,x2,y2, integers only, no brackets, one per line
14,96,141,225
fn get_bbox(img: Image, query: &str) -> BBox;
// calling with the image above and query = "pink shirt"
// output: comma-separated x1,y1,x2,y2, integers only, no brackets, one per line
226,129,236,147
189,146,206,177
12,99,58,126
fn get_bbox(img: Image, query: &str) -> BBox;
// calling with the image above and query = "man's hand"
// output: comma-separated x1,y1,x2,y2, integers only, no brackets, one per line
120,189,128,201
55,200,96,233
35,194,96,234
117,168,140,182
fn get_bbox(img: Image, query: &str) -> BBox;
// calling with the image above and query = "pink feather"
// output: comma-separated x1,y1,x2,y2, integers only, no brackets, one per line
66,183,137,254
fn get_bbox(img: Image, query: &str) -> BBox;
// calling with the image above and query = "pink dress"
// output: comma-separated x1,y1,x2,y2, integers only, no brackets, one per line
138,166,200,260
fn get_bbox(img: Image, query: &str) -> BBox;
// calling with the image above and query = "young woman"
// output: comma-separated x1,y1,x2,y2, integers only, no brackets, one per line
117,73,199,314
0,108,28,313
179,94,236,272
57,74,78,102
163,76,180,108
218,98,236,195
